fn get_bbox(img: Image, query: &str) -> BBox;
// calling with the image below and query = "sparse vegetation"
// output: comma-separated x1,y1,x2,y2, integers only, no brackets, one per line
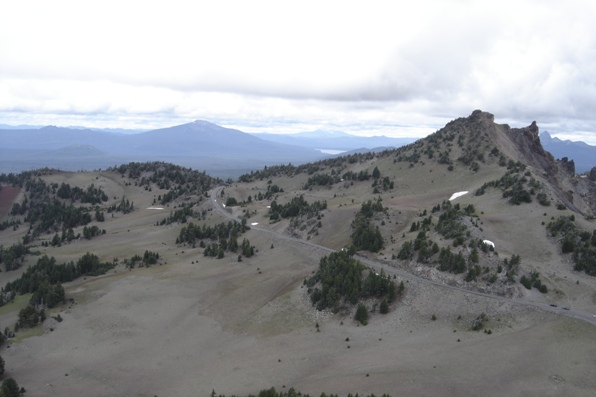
1,108,595,396
210,388,391,397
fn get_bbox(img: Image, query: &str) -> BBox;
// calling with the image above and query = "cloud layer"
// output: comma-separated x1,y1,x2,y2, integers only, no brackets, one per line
1,0,595,142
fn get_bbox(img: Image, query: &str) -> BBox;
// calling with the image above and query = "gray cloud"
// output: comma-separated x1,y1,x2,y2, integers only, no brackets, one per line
0,1,595,143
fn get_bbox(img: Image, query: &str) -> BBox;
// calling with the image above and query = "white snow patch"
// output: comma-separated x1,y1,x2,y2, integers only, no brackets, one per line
449,191,469,201
251,222,259,226
146,207,164,210
266,205,271,208
222,204,226,208
482,240,495,249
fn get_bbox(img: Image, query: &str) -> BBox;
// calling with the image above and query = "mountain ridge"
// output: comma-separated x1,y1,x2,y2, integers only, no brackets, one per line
540,131,596,173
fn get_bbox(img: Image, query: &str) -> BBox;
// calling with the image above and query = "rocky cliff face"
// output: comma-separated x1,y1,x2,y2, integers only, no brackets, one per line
453,111,595,217
498,113,595,217
505,120,556,174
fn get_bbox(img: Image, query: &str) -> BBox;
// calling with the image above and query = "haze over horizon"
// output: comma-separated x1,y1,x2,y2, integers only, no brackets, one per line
1,1,595,144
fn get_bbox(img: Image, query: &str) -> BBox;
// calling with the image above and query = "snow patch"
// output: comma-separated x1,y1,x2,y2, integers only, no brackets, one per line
146,207,164,210
449,191,469,201
482,240,495,249
251,222,259,226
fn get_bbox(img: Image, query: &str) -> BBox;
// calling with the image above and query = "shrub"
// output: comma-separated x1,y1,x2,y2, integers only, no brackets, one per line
355,304,369,325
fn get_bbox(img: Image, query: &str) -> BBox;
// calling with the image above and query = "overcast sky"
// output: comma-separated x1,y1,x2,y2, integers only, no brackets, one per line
1,0,595,143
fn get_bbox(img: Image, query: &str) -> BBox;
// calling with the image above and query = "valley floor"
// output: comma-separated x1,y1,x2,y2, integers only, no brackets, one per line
2,226,596,397
1,165,595,397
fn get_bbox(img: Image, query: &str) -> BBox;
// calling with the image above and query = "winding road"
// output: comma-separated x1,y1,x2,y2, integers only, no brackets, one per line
211,186,596,326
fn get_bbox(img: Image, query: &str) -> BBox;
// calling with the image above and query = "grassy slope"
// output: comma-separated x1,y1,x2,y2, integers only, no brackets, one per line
1,123,596,395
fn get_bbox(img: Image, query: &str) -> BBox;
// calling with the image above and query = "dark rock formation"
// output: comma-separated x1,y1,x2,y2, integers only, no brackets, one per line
589,167,596,182
560,157,576,175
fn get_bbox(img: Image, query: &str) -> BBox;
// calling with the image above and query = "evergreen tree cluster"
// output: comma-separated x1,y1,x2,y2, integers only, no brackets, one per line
350,198,385,253
157,204,201,225
2,174,107,243
26,199,93,239
177,220,254,259
82,225,105,240
177,220,249,245
306,251,400,313
110,162,220,204
203,237,254,259
475,167,538,205
7,178,85,242
435,201,469,239
520,271,548,293
396,201,508,284
351,218,383,253
126,251,161,268
16,304,46,330
41,227,79,247
547,216,596,275
303,173,340,189
2,254,114,300
239,164,298,182
0,218,21,232
0,243,29,271
2,253,115,333
438,248,467,274
107,196,134,214
260,184,283,201
0,377,22,397
341,169,371,181
56,182,108,204
269,196,327,221
236,151,378,183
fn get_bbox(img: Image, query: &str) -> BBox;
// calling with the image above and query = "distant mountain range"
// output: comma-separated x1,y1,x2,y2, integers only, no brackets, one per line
2,121,593,177
251,130,416,152
540,131,596,173
0,121,414,178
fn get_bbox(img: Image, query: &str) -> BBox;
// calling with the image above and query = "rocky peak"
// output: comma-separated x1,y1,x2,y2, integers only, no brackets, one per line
504,119,555,175
559,157,576,174
470,109,495,123
589,167,596,182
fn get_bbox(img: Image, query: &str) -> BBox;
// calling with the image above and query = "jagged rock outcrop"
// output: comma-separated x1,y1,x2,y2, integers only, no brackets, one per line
504,120,556,175
589,167,596,182
447,111,594,217
559,157,576,174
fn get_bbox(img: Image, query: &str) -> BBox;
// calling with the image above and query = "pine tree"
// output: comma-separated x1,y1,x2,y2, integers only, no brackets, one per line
355,303,369,325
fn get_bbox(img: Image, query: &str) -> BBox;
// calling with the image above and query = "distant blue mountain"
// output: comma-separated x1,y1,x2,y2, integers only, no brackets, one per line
251,130,416,152
540,131,596,173
0,121,327,178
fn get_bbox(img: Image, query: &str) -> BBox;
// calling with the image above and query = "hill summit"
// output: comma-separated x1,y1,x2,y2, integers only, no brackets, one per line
391,110,596,216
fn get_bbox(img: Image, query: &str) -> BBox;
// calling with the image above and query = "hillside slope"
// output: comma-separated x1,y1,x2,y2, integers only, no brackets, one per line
1,112,595,396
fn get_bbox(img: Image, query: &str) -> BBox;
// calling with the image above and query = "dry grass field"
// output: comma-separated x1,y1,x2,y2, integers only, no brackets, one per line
1,155,596,397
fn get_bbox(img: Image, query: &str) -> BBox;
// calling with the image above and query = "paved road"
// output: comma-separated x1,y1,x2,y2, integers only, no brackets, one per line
211,186,596,326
